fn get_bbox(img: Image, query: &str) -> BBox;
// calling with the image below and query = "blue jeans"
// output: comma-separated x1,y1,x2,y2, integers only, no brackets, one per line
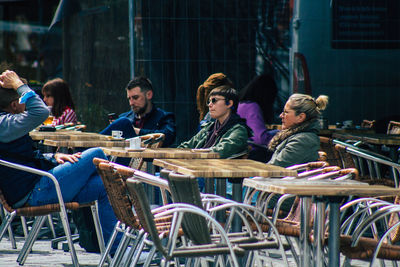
100,117,136,139
28,147,120,253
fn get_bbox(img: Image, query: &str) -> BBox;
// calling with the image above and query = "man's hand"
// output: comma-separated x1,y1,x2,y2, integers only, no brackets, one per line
0,70,24,90
54,152,82,164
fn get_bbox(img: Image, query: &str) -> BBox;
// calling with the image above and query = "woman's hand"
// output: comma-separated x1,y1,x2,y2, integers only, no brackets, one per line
54,152,82,164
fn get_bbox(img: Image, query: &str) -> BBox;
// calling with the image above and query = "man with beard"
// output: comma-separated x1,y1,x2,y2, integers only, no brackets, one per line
100,76,176,147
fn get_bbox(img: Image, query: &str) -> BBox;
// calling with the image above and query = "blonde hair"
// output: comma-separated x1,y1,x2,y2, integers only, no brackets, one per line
196,73,234,121
288,93,329,121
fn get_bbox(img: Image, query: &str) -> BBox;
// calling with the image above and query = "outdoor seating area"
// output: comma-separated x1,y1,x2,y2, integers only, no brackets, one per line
1,123,400,266
1,1,400,266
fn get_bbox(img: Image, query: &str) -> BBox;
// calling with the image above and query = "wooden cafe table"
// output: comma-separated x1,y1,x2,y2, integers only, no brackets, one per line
30,130,111,141
153,159,297,232
101,148,220,204
333,132,400,161
100,147,220,173
43,139,129,149
100,147,220,160
243,177,400,267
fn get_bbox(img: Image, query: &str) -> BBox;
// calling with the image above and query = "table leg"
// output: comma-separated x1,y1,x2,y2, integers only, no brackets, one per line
215,179,226,223
313,197,326,267
328,199,341,267
145,161,155,204
299,197,311,267
231,179,243,232
205,179,215,194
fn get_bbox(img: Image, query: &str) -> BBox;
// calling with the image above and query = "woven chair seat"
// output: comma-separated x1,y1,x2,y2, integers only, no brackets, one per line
340,235,400,260
15,202,81,217
0,187,82,217
173,244,246,257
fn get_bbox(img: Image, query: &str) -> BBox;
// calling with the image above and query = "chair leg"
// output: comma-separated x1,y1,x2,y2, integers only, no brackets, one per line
0,207,17,249
0,210,16,244
20,216,28,238
110,226,133,267
98,221,121,267
17,216,47,264
46,215,57,239
129,230,147,266
7,224,17,249
142,244,156,267
90,202,106,255
57,209,79,267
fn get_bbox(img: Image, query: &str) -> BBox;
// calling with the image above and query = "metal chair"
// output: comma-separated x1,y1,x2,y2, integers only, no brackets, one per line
339,201,400,266
387,120,400,135
361,119,376,129
251,168,358,266
333,140,399,187
0,159,104,266
166,171,289,266
320,136,343,167
93,157,174,267
126,177,247,267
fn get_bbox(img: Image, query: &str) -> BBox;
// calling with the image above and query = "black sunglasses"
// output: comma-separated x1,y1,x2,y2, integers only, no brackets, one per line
207,97,225,105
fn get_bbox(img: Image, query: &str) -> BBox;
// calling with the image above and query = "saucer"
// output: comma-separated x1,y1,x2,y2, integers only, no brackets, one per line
126,148,146,152
106,136,124,141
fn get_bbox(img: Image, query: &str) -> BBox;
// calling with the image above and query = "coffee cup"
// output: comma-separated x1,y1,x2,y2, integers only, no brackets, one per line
111,130,123,139
129,137,141,149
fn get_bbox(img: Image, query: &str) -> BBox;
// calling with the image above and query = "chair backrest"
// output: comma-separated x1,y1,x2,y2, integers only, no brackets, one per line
307,168,359,181
334,143,357,170
125,178,167,256
297,166,341,179
319,136,342,167
388,196,400,243
286,161,329,172
361,119,376,129
344,145,400,187
140,133,165,148
131,169,171,205
93,158,139,228
387,121,400,135
166,172,212,245
318,151,328,161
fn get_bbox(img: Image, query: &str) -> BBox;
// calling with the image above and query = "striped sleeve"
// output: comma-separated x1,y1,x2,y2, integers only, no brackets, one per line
52,107,77,125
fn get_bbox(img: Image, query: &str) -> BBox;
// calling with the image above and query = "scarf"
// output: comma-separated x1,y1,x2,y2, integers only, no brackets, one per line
268,119,317,151
202,113,248,148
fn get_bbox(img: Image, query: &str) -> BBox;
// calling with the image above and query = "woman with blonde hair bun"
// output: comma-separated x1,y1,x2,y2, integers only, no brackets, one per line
267,93,329,167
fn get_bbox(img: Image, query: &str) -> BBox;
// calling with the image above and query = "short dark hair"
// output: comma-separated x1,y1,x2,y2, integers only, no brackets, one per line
208,85,239,113
0,88,19,110
126,76,153,93
42,78,75,118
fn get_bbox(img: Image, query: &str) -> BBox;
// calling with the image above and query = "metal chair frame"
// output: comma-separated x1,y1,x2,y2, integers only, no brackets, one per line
0,159,104,266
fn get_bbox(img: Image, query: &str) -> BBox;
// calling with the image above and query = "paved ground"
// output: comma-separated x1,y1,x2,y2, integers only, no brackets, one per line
0,236,100,267
0,235,379,267
0,237,296,267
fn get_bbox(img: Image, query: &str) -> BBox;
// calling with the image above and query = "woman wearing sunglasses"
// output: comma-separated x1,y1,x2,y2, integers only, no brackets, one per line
178,85,251,159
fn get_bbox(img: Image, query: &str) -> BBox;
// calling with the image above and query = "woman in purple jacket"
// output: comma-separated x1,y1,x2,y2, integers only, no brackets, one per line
237,74,279,162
